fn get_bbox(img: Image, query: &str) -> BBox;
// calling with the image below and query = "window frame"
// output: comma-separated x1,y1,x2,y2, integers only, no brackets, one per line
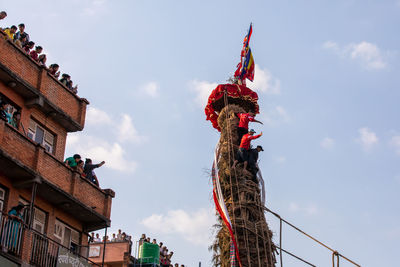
27,118,56,154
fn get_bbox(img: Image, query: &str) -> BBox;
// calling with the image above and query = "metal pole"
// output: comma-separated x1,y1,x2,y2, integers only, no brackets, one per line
28,182,38,229
102,227,108,267
280,218,283,267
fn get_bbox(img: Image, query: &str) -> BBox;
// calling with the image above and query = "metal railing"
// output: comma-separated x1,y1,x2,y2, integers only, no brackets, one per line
29,230,100,267
0,212,99,266
0,213,24,257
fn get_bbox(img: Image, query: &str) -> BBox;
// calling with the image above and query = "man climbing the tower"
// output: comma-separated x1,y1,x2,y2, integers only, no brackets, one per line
236,112,263,144
232,129,262,174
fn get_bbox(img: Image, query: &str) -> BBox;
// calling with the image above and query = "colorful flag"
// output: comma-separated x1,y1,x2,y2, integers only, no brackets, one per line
234,24,255,84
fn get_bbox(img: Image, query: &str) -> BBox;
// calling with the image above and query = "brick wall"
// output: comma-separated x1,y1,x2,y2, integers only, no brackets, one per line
0,37,88,130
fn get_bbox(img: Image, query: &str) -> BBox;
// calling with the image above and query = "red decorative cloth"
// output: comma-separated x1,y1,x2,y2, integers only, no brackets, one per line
205,84,259,131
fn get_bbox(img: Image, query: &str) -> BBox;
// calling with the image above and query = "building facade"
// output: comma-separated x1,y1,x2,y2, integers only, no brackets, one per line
0,30,115,266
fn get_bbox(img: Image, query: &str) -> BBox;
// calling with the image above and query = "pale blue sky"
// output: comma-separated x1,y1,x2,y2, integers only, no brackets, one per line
2,1,400,266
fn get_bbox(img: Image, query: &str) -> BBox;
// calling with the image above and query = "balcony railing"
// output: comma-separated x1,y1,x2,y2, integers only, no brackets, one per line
0,212,99,266
0,213,24,257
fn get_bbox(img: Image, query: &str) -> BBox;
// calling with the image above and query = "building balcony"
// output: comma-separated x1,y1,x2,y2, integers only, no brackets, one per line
0,120,114,231
0,31,88,132
0,212,100,267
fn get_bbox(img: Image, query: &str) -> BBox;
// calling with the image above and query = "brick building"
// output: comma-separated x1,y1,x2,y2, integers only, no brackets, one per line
0,30,115,266
89,239,134,267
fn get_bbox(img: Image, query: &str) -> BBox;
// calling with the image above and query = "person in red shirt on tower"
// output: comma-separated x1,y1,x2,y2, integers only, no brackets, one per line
232,129,262,173
236,112,262,144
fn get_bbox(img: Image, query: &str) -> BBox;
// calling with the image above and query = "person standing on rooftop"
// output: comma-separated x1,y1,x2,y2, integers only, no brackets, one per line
14,23,30,43
4,25,17,40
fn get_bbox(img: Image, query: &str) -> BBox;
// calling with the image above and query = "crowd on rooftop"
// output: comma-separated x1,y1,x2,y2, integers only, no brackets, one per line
139,233,185,267
64,154,105,187
89,229,131,243
0,11,79,94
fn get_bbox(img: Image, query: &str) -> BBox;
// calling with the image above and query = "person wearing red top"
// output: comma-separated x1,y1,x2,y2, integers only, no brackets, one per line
236,112,262,144
232,129,262,172
29,46,42,62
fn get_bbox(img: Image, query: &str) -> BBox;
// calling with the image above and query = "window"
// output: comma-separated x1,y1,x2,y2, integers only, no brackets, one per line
32,208,46,234
0,187,6,222
54,219,80,252
27,119,55,153
0,188,5,213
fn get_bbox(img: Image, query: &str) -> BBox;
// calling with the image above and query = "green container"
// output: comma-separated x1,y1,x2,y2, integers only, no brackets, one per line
138,242,160,264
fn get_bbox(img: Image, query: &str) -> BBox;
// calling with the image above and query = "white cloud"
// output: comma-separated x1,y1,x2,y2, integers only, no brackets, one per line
357,127,378,151
323,41,388,70
86,107,112,126
140,81,159,98
349,42,386,69
66,106,145,173
275,156,286,164
289,202,318,216
66,134,137,172
189,80,218,108
289,202,300,212
390,135,400,155
81,0,108,16
86,107,146,144
140,208,216,246
263,106,290,126
247,64,281,94
117,114,145,143
320,137,335,149
305,204,318,215
322,41,339,51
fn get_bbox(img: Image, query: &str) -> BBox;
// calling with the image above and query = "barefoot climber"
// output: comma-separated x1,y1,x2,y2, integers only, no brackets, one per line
236,112,263,144
232,129,262,173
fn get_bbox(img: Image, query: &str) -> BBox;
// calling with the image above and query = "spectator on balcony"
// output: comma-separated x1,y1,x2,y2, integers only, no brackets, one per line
14,23,30,43
30,45,42,62
110,233,117,242
23,41,34,54
14,33,27,48
9,111,20,129
68,80,78,94
146,237,150,243
38,54,47,67
175,264,179,267
0,11,7,21
121,232,127,241
139,233,146,245
5,204,25,251
77,160,84,174
48,64,60,78
94,233,101,242
152,238,157,244
83,158,105,186
117,229,124,241
64,154,81,169
4,25,17,40
60,73,70,86
0,101,9,122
